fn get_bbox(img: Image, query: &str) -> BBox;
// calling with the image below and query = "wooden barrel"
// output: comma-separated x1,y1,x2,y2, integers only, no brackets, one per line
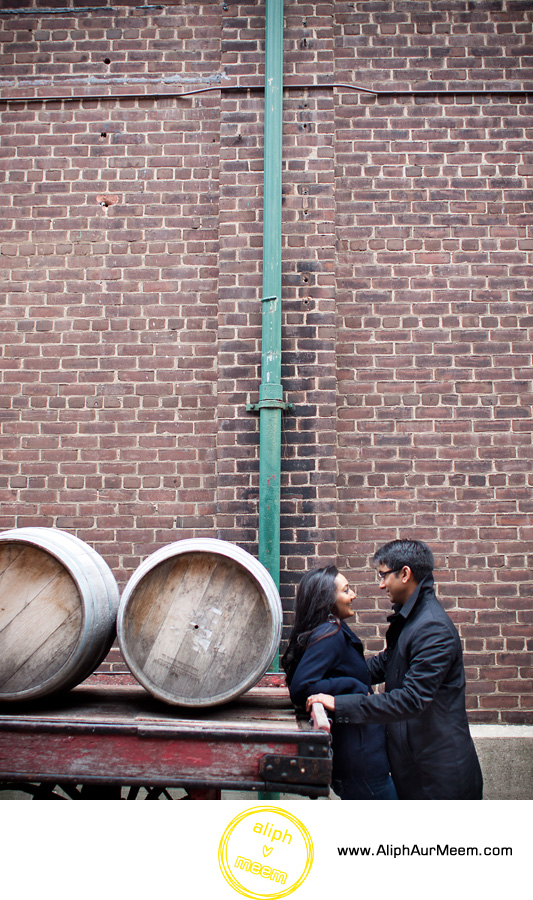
0,527,119,702
117,538,282,707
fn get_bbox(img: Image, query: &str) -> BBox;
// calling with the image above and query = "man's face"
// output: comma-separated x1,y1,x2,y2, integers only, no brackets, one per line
376,565,412,606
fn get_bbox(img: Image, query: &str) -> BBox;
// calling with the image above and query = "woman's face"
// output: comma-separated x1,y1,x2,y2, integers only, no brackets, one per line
333,573,356,620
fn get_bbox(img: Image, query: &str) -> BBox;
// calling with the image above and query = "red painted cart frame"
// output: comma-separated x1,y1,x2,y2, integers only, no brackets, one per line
0,684,332,799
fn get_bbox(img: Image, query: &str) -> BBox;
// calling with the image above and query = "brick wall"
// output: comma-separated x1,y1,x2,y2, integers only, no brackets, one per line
0,1,531,722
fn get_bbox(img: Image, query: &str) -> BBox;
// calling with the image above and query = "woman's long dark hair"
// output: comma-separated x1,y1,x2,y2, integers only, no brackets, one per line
281,565,340,685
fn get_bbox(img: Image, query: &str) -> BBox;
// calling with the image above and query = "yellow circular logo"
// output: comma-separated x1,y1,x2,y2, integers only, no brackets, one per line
218,806,314,899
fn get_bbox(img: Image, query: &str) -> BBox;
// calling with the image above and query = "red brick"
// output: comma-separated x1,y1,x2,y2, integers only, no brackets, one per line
0,3,531,721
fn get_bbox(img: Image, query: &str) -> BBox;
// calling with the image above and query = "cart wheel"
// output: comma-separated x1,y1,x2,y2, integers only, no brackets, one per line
0,782,177,799
0,782,67,799
123,785,174,799
182,787,222,799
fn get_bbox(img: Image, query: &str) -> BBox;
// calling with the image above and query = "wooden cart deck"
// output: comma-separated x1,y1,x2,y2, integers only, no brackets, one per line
0,683,332,799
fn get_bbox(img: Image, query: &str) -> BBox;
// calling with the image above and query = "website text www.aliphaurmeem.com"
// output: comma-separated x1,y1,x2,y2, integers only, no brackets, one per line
338,844,512,858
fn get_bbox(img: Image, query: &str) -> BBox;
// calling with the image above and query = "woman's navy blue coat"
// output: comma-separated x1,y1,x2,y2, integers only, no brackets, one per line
289,621,391,787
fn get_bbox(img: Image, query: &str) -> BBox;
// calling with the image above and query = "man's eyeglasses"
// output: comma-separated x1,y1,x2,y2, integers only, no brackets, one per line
376,568,398,583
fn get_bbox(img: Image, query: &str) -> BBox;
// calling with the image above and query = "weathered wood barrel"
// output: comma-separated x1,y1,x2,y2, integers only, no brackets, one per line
117,538,282,707
0,527,119,702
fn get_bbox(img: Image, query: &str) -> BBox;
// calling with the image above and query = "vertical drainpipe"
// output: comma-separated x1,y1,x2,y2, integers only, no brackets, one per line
248,0,289,667
259,0,284,607
256,0,284,803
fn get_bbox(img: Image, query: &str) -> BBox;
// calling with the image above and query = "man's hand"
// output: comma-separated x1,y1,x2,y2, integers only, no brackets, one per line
306,693,335,712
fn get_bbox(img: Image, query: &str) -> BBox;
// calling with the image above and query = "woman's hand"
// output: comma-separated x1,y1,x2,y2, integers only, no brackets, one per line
306,693,335,712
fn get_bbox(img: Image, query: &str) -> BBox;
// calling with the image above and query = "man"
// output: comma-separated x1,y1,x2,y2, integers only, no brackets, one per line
307,539,483,800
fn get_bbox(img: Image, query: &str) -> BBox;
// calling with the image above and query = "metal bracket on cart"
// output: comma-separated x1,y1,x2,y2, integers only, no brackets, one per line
259,741,332,790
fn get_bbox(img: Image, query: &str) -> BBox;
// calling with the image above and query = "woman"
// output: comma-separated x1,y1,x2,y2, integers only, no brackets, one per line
281,565,397,800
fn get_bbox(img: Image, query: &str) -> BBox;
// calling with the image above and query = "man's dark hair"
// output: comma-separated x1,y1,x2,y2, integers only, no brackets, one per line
372,539,434,584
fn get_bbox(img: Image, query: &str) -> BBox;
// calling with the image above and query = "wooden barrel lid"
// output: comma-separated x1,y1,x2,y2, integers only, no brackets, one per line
118,539,282,707
0,527,119,701
0,541,83,696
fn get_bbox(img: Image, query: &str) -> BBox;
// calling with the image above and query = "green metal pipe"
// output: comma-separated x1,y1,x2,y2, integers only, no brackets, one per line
258,0,284,601
257,0,284,803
